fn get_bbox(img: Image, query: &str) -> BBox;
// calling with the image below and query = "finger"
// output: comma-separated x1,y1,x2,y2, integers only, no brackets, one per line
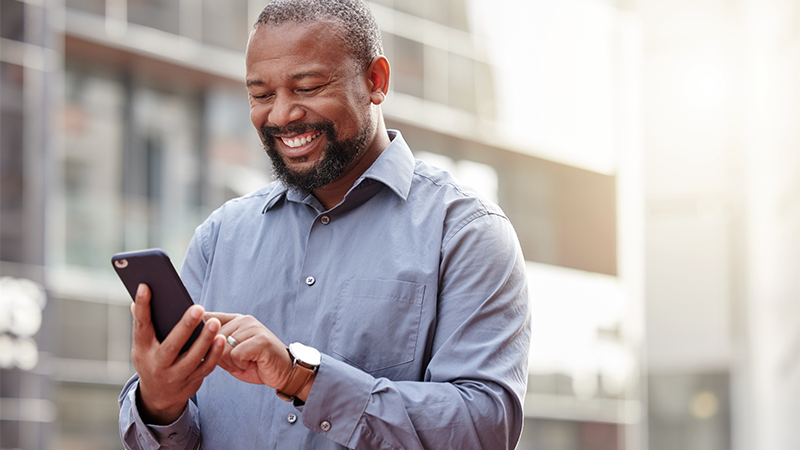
176,317,221,371
192,334,226,379
218,330,264,373
225,330,271,372
215,354,236,373
229,348,249,371
215,314,261,342
214,323,251,371
158,304,206,362
131,284,157,346
204,311,240,325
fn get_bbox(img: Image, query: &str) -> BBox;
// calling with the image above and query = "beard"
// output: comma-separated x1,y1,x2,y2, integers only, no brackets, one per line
261,119,370,193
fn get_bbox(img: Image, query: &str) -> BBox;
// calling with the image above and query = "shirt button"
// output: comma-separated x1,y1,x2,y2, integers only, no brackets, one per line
320,420,331,431
305,276,315,286
287,413,297,424
168,433,177,440
320,215,331,225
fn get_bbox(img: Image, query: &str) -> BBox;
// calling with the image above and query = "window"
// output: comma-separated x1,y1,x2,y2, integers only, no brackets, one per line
448,53,476,113
392,36,425,98
0,0,24,41
61,66,206,268
65,0,104,15
394,0,424,17
0,62,25,263
202,0,249,51
62,68,126,267
128,0,180,34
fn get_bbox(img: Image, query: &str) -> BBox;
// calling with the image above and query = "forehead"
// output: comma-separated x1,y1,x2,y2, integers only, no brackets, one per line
245,19,355,82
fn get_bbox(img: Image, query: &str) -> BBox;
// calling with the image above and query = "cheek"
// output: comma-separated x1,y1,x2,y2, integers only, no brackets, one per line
327,99,367,133
250,104,269,129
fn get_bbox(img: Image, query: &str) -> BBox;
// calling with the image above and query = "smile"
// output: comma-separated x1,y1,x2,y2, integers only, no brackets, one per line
281,131,322,149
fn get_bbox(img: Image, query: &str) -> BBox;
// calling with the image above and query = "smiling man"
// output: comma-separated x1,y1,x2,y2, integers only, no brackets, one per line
248,13,389,208
118,1,531,449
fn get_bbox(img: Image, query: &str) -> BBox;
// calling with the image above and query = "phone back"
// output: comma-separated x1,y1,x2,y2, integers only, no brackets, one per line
112,248,202,353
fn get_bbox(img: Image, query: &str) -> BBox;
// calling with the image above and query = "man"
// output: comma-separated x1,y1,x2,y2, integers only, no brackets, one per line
118,0,531,448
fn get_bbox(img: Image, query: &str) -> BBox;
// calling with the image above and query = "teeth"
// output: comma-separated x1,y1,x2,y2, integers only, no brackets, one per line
282,132,321,148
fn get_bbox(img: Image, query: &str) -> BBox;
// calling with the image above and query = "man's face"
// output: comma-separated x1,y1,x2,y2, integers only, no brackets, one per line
245,20,375,192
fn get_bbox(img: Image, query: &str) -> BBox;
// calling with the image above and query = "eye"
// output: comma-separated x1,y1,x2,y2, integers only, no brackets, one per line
297,85,323,94
249,92,274,103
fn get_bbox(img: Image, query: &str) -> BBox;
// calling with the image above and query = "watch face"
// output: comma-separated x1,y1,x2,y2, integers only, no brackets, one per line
290,342,321,366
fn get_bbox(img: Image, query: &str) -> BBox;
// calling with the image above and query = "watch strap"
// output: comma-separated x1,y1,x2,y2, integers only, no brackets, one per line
276,348,317,401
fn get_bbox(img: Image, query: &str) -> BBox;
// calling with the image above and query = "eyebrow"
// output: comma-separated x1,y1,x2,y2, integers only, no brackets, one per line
290,71,325,80
246,71,326,88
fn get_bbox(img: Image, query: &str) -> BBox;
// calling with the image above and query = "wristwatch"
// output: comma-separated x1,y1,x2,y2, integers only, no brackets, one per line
276,342,321,402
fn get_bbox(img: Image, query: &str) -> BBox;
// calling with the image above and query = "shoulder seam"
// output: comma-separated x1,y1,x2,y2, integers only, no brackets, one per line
441,209,510,250
413,168,488,208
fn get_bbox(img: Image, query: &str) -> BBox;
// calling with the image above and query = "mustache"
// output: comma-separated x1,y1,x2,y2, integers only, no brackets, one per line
260,121,335,141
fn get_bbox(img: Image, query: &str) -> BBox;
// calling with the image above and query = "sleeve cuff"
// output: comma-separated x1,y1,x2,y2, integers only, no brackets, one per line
128,383,200,449
299,354,373,446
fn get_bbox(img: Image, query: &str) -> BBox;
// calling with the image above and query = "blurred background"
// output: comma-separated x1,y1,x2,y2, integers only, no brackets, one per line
0,0,797,448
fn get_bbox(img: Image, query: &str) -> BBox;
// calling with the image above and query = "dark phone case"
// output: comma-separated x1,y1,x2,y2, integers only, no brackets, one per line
111,248,203,354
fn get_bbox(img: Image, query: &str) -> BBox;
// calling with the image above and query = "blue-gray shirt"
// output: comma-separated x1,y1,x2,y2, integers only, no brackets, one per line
119,130,531,449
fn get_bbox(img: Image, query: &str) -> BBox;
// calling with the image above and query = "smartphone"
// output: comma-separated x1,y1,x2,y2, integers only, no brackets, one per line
112,248,203,354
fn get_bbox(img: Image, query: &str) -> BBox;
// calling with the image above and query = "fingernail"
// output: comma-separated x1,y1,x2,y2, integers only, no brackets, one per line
208,319,219,332
136,284,145,297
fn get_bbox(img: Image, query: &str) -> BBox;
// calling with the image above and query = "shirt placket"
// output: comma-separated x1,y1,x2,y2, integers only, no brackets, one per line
291,208,335,346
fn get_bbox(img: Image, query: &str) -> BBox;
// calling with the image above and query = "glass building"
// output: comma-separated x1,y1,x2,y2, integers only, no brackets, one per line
0,0,647,449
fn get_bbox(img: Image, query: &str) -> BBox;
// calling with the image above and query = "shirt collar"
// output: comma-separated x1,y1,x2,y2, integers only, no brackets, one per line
262,129,414,213
357,129,414,202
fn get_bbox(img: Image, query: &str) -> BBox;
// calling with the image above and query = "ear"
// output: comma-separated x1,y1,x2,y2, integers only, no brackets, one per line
366,56,390,105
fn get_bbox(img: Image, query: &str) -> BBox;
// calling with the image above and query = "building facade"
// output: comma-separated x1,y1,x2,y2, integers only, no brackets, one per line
0,0,645,449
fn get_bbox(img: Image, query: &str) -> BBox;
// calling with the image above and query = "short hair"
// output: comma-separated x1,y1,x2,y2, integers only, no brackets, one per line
254,0,383,71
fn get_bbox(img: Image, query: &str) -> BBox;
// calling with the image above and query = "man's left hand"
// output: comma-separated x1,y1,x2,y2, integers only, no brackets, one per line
204,312,295,391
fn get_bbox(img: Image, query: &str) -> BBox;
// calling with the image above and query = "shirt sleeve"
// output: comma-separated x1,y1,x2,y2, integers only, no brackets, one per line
118,375,202,450
299,212,531,450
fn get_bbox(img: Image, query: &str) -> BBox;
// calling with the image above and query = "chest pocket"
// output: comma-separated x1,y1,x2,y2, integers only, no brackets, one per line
331,279,425,373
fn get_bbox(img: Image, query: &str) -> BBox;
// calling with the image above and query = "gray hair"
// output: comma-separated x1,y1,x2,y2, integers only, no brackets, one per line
255,0,384,70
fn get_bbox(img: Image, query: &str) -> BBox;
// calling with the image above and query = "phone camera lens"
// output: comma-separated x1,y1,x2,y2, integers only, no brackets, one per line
114,259,129,269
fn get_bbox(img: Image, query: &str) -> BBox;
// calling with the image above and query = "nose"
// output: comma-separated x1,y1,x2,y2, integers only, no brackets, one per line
268,93,304,127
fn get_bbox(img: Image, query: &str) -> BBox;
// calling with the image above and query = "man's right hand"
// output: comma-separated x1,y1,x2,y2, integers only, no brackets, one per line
130,283,225,425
